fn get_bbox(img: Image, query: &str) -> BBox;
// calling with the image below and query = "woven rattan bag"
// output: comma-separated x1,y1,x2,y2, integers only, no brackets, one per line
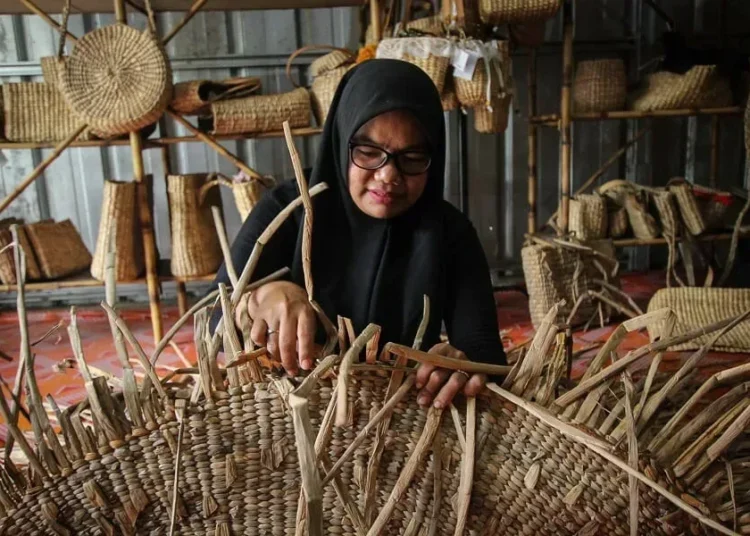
479,0,561,25
0,220,41,285
599,179,660,239
569,193,607,240
58,0,172,137
211,88,311,135
630,64,733,111
24,219,91,279
168,174,223,278
171,77,262,116
198,172,271,222
2,83,94,143
376,37,453,93
650,189,681,238
648,287,750,352
521,237,618,328
573,59,627,113
453,39,512,109
90,180,144,282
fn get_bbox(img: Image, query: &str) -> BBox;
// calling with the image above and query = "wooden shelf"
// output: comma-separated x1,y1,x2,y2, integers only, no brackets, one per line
1,0,363,14
0,127,323,151
612,228,749,248
530,107,744,126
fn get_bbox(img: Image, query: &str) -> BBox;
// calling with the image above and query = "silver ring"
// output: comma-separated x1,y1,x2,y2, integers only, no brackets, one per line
266,328,278,336
456,370,470,379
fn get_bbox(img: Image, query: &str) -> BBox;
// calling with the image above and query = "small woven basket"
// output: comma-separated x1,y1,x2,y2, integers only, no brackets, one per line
453,40,511,108
624,191,660,239
648,287,750,352
211,88,311,135
168,174,224,278
573,59,627,113
569,194,608,240
311,66,349,126
376,37,453,93
90,180,144,282
651,189,681,238
199,173,270,222
171,77,262,116
24,219,92,279
59,23,172,137
0,222,41,285
668,181,706,236
2,83,93,143
630,64,733,112
473,94,512,133
479,0,561,25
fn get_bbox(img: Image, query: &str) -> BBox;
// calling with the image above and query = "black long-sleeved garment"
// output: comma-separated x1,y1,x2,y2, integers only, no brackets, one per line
209,59,506,367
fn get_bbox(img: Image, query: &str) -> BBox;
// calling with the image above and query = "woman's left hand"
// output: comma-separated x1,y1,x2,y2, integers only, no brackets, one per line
415,342,486,409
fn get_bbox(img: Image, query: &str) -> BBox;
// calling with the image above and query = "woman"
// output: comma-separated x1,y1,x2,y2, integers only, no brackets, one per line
211,59,506,409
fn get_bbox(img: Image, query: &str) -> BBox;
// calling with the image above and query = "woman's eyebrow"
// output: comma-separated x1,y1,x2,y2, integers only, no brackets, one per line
352,135,428,152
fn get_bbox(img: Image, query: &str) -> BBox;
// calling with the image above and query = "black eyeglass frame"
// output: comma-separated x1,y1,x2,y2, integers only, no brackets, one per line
348,142,432,176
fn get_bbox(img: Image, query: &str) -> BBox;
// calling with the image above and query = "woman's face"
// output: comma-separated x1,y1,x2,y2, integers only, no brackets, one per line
347,110,431,219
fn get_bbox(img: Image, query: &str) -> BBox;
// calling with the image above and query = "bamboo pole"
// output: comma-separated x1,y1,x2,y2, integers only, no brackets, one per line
18,0,78,43
131,131,163,343
529,107,743,125
162,0,208,45
558,0,574,236
527,49,538,234
0,123,87,214
710,116,720,188
114,0,126,23
166,109,264,180
369,0,382,42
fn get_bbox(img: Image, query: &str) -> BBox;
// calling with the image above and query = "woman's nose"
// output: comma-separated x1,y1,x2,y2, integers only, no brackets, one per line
375,160,401,184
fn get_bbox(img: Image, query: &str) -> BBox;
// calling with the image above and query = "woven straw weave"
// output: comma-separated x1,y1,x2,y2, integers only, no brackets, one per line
40,56,62,87
376,38,453,94
441,74,460,111
669,182,706,236
479,0,561,25
90,180,144,282
232,179,267,221
171,77,262,116
651,190,681,238
310,50,354,77
573,59,627,113
569,194,607,240
2,83,94,143
624,191,660,239
211,88,311,135
168,174,223,278
24,219,91,279
404,16,446,36
0,222,41,285
607,203,629,238
454,40,511,109
59,24,172,137
473,94,512,133
630,64,733,112
311,66,349,126
648,287,750,352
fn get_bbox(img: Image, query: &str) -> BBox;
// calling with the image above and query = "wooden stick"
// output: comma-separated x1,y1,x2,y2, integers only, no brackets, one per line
453,397,476,536
622,374,639,536
385,343,512,377
527,49,538,234
558,0,573,236
162,0,208,45
489,384,742,536
114,0,126,23
366,407,443,536
0,123,87,214
18,0,78,43
168,399,186,536
369,0,382,42
131,132,163,343
529,107,743,125
211,206,238,287
0,391,46,479
166,110,263,180
219,284,243,388
336,324,380,426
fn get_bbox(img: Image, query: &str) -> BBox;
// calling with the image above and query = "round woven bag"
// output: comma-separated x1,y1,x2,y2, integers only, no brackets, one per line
573,59,627,113
59,23,172,138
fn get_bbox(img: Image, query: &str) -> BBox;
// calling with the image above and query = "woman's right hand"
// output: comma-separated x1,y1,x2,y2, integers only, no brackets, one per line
235,281,317,375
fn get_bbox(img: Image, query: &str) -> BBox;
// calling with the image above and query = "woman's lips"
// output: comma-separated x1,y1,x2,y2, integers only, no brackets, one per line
368,189,397,205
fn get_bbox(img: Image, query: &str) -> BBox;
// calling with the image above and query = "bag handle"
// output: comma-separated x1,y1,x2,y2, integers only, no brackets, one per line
198,172,274,206
285,45,355,88
206,77,263,104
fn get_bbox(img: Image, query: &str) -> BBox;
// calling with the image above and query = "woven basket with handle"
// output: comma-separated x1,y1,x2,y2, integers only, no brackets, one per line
90,180,144,282
651,189,681,238
198,172,272,222
569,193,608,240
171,77,262,116
0,220,41,285
454,39,511,109
669,180,706,236
630,64,733,112
24,219,91,279
376,37,453,94
168,174,224,278
211,88,311,135
648,287,750,352
573,59,627,113
479,0,561,25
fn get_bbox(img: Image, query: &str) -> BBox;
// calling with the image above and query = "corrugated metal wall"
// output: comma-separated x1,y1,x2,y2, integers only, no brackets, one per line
1,0,749,305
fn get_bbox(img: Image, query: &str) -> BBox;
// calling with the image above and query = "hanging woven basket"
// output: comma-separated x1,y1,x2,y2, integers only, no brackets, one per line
376,37,453,93
573,59,627,113
168,174,224,278
198,173,272,222
90,180,144,282
59,23,172,138
453,40,512,109
473,95,512,133
211,88,311,135
171,77,262,116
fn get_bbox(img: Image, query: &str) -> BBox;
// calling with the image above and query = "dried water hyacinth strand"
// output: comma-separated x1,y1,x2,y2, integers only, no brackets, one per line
453,396,476,536
512,303,560,396
212,206,239,287
168,399,187,536
219,284,244,388
336,324,380,426
622,373,639,536
555,310,748,408
289,391,324,536
385,343,512,376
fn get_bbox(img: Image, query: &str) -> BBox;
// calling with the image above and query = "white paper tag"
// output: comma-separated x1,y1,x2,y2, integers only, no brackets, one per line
452,51,480,80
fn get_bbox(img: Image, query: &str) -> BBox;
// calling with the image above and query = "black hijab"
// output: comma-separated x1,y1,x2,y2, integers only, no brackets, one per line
290,59,448,349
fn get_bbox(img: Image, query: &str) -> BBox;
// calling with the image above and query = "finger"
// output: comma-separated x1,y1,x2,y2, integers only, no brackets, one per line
428,342,450,355
279,315,299,376
250,317,268,348
433,372,468,409
417,368,450,407
297,307,316,371
234,294,247,329
415,363,436,390
463,373,486,397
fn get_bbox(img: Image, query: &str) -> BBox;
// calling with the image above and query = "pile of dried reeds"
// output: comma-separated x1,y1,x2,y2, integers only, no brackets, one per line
0,123,747,536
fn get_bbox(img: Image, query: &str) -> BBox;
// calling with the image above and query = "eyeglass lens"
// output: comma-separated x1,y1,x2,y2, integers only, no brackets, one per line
351,145,431,175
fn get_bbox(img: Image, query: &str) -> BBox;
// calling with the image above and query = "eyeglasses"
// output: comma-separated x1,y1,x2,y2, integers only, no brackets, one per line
349,143,432,176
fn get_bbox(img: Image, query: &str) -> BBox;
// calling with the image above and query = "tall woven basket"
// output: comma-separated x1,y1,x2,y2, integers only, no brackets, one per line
168,174,224,278
24,219,91,279
211,88,311,135
59,23,172,137
90,180,144,282
648,287,750,352
376,37,453,93
573,59,627,113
